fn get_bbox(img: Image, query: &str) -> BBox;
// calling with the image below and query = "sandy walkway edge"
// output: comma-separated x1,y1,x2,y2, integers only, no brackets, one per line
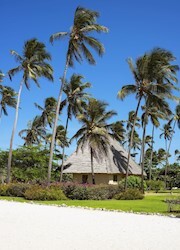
0,198,179,218
0,200,180,250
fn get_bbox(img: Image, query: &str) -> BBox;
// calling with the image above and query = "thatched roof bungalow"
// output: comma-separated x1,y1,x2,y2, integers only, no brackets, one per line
64,138,142,185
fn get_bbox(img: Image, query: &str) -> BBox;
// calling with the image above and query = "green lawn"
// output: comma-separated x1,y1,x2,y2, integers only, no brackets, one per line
1,193,179,215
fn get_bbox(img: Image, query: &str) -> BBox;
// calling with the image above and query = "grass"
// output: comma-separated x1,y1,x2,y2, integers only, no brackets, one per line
0,193,179,215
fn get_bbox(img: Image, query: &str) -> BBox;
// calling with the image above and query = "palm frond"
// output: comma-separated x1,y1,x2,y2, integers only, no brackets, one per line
117,85,137,100
84,36,105,56
10,50,23,62
49,32,68,44
80,24,108,33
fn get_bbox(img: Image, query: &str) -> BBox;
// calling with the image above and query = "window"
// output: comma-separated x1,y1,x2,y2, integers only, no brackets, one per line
113,175,118,182
82,175,88,184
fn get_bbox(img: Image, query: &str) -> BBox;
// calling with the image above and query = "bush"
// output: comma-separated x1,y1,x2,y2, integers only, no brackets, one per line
88,185,123,200
6,183,30,197
114,189,144,200
70,186,89,200
146,180,165,193
0,183,30,197
60,182,89,200
61,182,77,198
0,184,9,196
61,182,123,200
24,186,67,200
120,176,147,190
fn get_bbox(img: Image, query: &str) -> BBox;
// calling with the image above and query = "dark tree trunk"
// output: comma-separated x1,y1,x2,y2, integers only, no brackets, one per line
165,138,168,189
60,115,69,182
149,125,155,181
125,96,142,190
7,80,23,183
47,55,70,185
140,116,147,193
90,148,95,185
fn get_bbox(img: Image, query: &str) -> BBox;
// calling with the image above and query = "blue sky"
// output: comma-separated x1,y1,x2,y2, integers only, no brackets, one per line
1,0,180,162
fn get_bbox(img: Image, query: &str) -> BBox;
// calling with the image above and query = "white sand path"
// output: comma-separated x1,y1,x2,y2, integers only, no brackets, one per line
0,200,179,250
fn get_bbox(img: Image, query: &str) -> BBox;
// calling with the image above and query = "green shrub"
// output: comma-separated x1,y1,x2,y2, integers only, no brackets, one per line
146,180,165,193
87,186,108,200
61,182,123,200
120,176,147,189
61,182,77,198
24,186,67,200
0,183,30,197
6,183,30,197
70,186,89,200
114,189,144,200
0,184,9,196
88,185,123,200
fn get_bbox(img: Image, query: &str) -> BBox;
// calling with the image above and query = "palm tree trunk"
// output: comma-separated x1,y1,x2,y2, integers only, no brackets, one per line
60,115,69,182
140,116,147,193
149,125,155,181
167,120,176,154
124,96,142,190
90,148,95,185
165,138,168,189
47,55,70,185
7,80,23,183
164,120,176,188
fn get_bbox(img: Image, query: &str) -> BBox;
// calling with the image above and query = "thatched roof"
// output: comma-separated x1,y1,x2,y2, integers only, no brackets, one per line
64,137,142,175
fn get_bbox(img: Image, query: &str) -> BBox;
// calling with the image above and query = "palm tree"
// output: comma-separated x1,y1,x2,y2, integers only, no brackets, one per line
175,149,180,162
122,111,141,156
71,98,116,184
35,97,57,128
140,98,172,191
45,126,68,159
19,116,46,146
60,74,91,182
0,86,17,121
48,6,108,184
7,38,53,183
110,121,126,144
167,103,180,157
55,125,69,164
118,48,179,190
144,106,166,181
55,125,69,148
160,122,174,187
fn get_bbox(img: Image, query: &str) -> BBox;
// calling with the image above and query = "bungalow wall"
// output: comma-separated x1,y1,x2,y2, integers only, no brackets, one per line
73,173,124,185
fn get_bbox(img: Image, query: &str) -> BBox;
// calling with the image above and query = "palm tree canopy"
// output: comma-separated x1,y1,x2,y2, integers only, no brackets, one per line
45,126,69,148
55,125,69,148
71,98,116,161
118,48,179,101
19,116,46,146
175,103,180,128
50,6,108,67
123,130,141,151
160,122,174,141
125,111,141,130
8,39,53,89
62,74,91,119
0,85,17,115
110,121,126,143
35,97,57,128
141,97,172,128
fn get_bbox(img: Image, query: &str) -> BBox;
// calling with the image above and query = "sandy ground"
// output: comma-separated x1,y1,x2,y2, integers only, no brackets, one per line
0,200,179,250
